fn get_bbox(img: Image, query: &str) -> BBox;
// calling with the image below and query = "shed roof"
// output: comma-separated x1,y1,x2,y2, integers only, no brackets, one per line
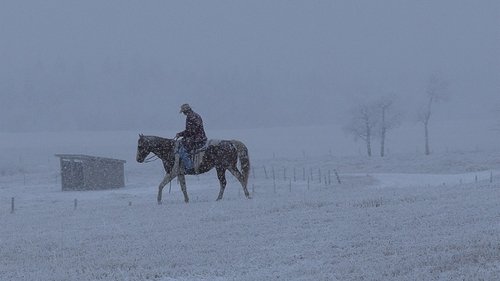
55,154,126,163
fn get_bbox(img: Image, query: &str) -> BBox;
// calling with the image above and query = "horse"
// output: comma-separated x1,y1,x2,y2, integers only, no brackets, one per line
136,134,251,204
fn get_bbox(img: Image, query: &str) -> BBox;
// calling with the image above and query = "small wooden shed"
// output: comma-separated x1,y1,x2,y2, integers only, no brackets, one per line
55,154,126,191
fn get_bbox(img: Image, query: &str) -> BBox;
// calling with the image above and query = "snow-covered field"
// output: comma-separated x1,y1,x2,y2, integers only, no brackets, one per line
1,128,500,280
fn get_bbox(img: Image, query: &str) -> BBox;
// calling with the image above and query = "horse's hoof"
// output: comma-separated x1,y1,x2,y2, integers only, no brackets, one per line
157,201,162,205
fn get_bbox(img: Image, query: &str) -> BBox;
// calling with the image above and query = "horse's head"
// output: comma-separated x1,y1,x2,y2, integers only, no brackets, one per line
136,134,150,163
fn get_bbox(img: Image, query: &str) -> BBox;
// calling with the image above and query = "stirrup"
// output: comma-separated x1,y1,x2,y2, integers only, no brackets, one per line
181,164,194,175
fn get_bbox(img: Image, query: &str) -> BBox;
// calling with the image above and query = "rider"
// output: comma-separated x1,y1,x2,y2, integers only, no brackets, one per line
175,103,207,173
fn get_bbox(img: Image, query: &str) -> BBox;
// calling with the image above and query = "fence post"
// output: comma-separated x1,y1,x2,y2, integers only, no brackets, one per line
490,171,493,183
264,166,268,179
74,199,78,210
334,169,341,184
11,197,14,214
273,167,276,193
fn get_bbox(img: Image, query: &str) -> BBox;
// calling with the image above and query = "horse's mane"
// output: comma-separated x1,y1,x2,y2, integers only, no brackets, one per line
143,135,173,143
141,135,176,152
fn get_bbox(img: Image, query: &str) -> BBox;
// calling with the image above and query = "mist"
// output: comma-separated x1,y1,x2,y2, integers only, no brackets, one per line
1,0,499,133
3,3,500,279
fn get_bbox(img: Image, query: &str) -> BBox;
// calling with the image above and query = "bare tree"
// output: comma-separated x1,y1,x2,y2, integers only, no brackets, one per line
375,96,401,157
418,74,448,155
344,103,378,157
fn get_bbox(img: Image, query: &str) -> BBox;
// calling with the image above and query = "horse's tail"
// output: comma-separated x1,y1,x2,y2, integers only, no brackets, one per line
232,140,250,187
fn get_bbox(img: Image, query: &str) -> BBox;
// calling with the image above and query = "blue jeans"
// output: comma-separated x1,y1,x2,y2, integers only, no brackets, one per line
178,144,193,172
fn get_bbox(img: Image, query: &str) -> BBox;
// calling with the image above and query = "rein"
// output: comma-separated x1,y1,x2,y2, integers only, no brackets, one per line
139,136,175,164
144,154,159,163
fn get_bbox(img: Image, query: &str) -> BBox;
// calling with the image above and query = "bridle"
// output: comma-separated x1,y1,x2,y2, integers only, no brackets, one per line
138,135,176,164
138,136,163,163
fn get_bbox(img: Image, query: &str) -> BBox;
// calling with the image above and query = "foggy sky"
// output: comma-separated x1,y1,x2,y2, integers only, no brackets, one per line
1,0,499,132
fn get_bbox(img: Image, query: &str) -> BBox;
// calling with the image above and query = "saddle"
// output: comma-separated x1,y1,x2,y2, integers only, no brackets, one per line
192,140,224,171
175,139,223,174
193,139,222,153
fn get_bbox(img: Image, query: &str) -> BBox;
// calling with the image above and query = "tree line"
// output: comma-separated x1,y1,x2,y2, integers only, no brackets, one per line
344,73,448,157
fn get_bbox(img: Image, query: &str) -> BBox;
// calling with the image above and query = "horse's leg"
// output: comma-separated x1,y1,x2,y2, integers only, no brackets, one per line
228,167,251,199
177,174,189,203
158,172,176,205
216,167,227,201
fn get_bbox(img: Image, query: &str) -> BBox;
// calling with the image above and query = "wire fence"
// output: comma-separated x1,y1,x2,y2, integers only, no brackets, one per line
4,167,498,215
